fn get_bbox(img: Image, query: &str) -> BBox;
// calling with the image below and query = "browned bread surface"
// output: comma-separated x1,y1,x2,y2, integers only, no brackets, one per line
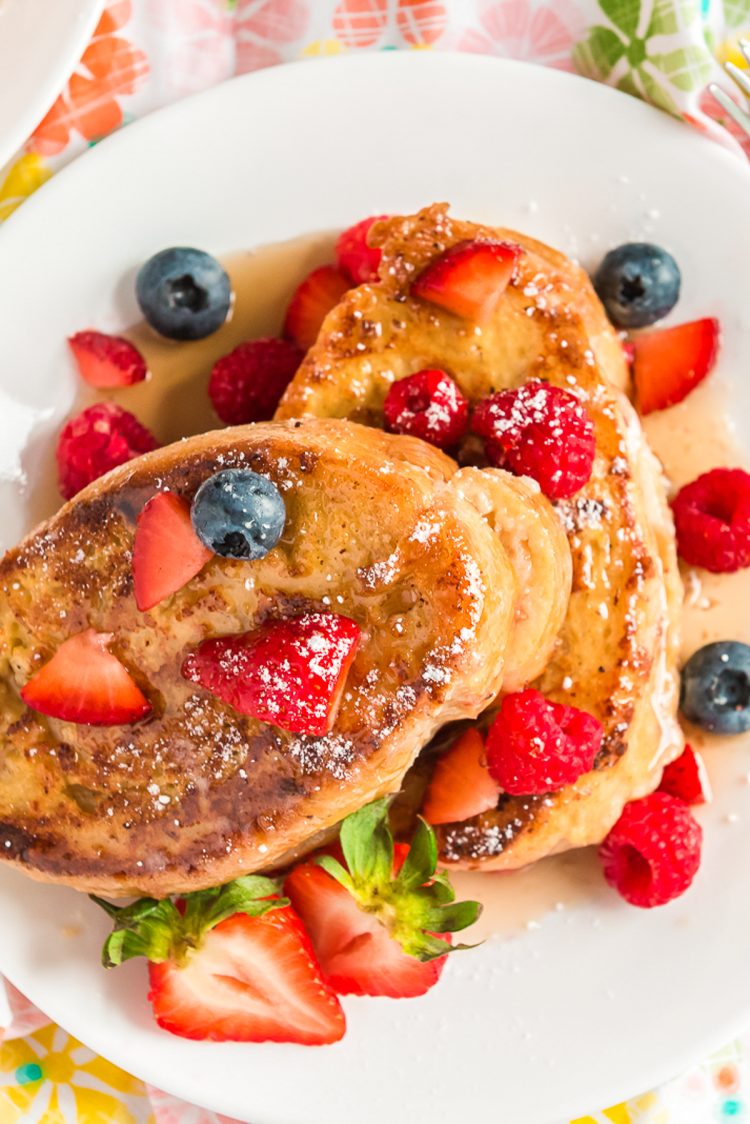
277,205,683,868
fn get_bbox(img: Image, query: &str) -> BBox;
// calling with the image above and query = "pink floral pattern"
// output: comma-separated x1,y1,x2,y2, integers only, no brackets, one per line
148,0,234,95
235,0,310,74
458,0,584,71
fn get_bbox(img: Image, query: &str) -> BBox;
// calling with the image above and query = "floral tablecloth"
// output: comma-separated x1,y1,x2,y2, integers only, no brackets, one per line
1,1,749,1121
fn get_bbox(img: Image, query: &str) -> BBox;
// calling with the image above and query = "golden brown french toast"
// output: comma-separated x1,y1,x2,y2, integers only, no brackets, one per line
0,418,570,896
276,205,684,869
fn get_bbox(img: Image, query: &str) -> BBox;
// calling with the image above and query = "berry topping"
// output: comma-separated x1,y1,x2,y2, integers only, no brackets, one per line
136,247,232,341
671,468,750,573
283,264,350,350
472,379,596,500
383,368,469,449
93,877,344,1044
599,792,702,908
632,317,720,415
56,402,159,500
208,338,303,425
486,688,603,795
593,242,681,328
422,728,501,825
335,215,388,284
284,800,480,997
133,492,213,612
68,330,148,388
190,468,286,560
21,629,151,726
412,239,521,324
680,641,750,734
658,745,712,805
181,612,361,735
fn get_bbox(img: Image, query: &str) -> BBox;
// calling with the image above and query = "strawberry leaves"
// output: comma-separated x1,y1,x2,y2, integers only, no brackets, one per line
92,874,285,968
316,799,482,962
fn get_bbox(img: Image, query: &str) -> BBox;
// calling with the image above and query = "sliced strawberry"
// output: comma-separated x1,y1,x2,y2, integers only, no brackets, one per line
133,492,213,611
335,215,389,284
622,339,635,366
148,908,345,1044
93,877,344,1044
68,330,148,388
21,629,150,725
285,862,448,998
412,240,521,324
181,612,360,735
633,317,720,415
422,728,501,825
658,744,712,805
283,265,350,350
285,799,480,998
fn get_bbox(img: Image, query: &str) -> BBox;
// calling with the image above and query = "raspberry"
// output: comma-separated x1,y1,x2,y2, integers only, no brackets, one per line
472,379,595,499
335,215,388,284
599,792,702,908
383,369,469,449
56,403,158,500
209,338,303,425
671,468,750,573
485,687,603,795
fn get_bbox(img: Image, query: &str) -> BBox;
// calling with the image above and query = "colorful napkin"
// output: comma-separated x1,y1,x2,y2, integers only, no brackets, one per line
1,2,749,1121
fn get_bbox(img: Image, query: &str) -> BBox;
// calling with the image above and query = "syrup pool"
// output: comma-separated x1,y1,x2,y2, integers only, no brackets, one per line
45,237,750,937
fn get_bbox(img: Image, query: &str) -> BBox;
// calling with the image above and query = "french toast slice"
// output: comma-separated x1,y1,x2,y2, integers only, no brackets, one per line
0,418,570,897
276,205,684,869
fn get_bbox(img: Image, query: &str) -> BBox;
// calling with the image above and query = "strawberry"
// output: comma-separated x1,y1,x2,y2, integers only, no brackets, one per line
21,629,150,725
283,265,350,350
412,240,521,324
284,800,480,998
93,877,345,1044
632,317,720,415
335,215,389,284
658,744,712,805
181,612,360,735
68,330,148,388
422,729,501,825
133,492,213,611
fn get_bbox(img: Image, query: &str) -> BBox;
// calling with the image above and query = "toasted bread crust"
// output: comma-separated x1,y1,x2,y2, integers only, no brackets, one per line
277,205,683,867
0,419,521,896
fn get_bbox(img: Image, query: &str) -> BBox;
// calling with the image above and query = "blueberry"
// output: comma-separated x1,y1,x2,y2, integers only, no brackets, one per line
680,641,750,734
593,243,680,329
191,469,286,559
136,248,232,341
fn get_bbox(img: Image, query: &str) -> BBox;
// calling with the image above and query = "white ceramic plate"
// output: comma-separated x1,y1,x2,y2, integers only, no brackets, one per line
0,0,103,170
0,53,750,1124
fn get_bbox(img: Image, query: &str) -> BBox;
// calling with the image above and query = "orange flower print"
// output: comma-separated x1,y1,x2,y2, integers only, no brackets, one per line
333,0,447,49
29,1,148,156
235,0,311,74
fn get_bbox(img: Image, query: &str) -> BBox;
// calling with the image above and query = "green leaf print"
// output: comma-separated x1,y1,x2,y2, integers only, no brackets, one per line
573,0,711,119
649,45,713,90
573,27,626,79
599,0,641,38
723,0,750,30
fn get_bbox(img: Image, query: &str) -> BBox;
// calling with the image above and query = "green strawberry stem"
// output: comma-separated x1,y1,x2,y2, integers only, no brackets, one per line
91,874,285,968
315,798,482,962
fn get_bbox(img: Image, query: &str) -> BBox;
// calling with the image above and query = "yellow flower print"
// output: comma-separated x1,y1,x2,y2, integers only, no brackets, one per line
301,38,347,57
570,1092,664,1124
0,1023,152,1122
0,154,51,222
717,30,750,68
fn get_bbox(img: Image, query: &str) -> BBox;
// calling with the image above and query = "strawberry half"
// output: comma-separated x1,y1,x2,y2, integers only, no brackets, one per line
68,330,148,388
335,215,389,284
283,265,350,350
182,612,360,735
658,744,712,805
412,240,521,324
285,800,480,998
21,629,150,725
133,492,213,612
632,317,720,415
422,729,501,825
93,877,344,1045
